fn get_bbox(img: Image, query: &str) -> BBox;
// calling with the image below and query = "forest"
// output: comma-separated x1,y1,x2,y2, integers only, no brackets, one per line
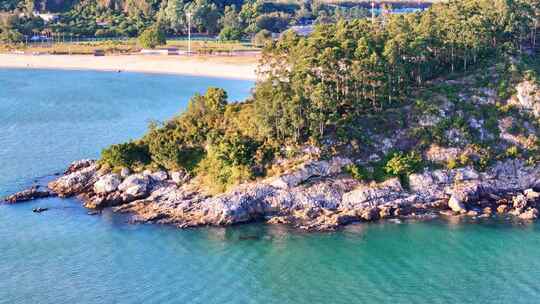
97,0,540,193
0,0,373,42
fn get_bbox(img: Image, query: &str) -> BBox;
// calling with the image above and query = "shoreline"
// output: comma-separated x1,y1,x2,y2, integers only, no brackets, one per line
0,54,258,80
4,157,540,231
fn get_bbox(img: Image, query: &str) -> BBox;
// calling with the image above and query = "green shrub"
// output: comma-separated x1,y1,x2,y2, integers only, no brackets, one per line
214,135,260,167
447,158,458,170
219,26,243,41
0,29,23,43
196,146,254,194
384,151,423,177
196,135,260,193
100,142,151,169
475,154,492,171
505,146,519,159
148,138,204,172
138,25,165,49
344,163,369,181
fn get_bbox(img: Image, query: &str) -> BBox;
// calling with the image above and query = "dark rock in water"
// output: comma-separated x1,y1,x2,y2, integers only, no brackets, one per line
3,186,53,203
32,207,48,213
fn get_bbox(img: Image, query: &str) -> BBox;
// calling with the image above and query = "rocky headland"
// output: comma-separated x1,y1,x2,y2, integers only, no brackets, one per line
4,155,540,231
4,68,540,231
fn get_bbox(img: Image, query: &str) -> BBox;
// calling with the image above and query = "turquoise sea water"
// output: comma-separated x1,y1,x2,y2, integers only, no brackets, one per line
2,69,540,304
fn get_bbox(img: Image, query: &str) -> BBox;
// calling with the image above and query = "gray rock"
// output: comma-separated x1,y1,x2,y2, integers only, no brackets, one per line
519,208,539,220
48,164,99,197
118,174,150,199
3,186,53,203
268,157,351,189
525,189,540,201
515,80,540,118
170,171,183,185
120,167,131,178
425,145,460,164
341,178,404,209
64,159,96,175
150,171,168,182
454,167,479,182
93,174,121,194
448,195,466,213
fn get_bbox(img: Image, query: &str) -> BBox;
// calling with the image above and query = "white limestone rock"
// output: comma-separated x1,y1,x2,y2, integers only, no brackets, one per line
93,174,121,194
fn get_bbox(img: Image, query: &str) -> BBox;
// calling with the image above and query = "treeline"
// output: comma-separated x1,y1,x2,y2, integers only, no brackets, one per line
0,0,369,42
254,0,539,142
98,0,539,192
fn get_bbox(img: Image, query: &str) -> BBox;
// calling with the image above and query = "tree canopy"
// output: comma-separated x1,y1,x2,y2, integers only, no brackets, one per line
98,0,540,193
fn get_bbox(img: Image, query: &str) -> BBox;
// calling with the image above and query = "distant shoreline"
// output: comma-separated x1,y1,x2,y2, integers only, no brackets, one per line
0,54,258,80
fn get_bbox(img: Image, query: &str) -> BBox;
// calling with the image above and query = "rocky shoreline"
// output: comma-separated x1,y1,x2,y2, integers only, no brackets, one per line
3,156,540,231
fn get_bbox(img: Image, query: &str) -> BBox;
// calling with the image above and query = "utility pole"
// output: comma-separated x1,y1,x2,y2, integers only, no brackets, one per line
186,12,192,56
371,2,375,24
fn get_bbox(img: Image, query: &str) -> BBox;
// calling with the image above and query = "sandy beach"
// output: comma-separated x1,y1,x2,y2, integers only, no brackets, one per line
0,53,258,80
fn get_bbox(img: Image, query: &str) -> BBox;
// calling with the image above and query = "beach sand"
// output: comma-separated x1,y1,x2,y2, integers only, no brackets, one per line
0,54,258,80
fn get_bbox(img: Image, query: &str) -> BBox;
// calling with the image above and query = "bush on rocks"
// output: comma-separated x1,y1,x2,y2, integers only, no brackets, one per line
100,142,151,170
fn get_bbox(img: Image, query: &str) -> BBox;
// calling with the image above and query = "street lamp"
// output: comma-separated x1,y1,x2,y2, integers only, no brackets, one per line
186,12,192,56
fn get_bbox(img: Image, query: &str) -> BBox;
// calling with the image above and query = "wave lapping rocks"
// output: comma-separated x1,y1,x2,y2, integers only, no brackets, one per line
4,158,540,230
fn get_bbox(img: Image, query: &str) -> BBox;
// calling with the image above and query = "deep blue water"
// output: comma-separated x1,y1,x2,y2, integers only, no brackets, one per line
2,69,540,304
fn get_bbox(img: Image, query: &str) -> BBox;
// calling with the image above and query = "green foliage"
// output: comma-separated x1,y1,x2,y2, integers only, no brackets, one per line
255,12,289,33
384,151,422,177
447,158,458,170
505,146,519,159
146,129,204,172
188,0,221,34
138,25,166,49
344,163,369,182
100,141,151,169
95,0,540,194
213,135,260,167
0,28,23,43
196,137,258,194
218,26,242,41
254,0,538,144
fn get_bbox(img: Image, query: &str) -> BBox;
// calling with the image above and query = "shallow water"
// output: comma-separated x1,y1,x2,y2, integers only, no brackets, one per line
2,69,540,304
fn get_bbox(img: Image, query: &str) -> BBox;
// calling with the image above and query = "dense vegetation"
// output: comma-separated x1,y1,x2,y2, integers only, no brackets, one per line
0,0,373,43
98,0,539,193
